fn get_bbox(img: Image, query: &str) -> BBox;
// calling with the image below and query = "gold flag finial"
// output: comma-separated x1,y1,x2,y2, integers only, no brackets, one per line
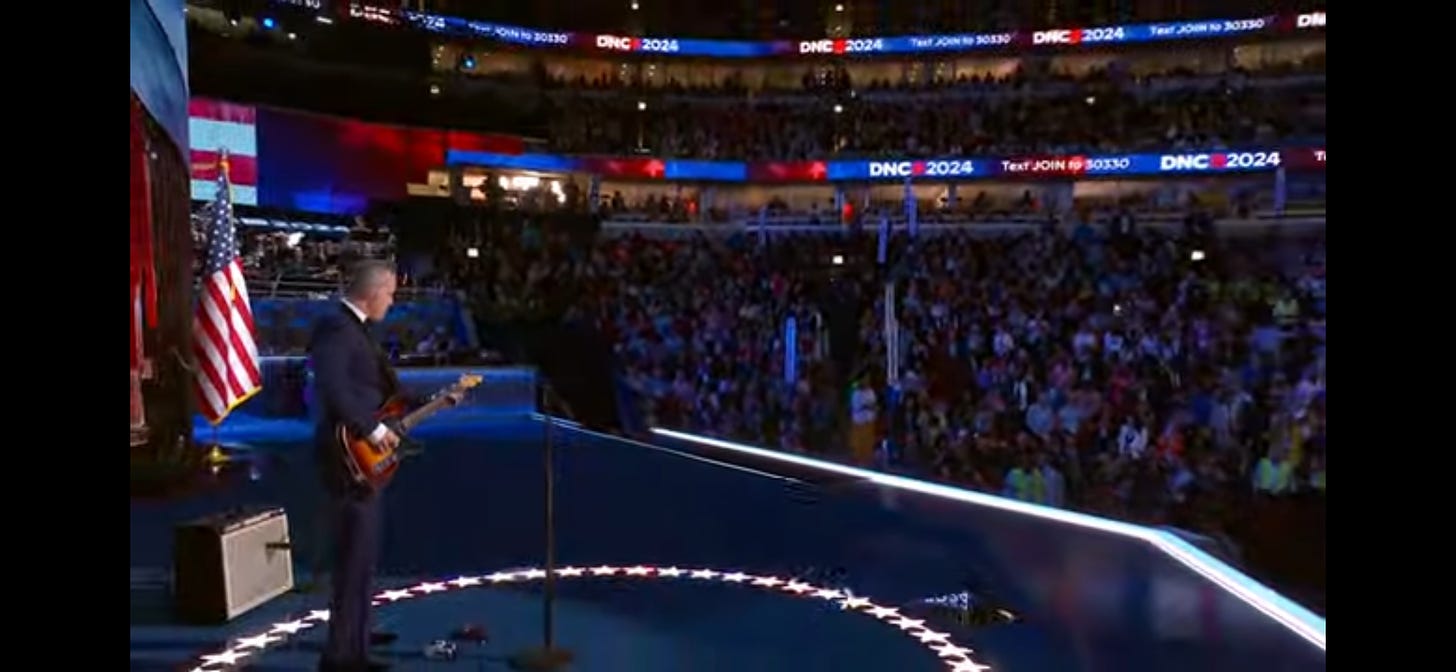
218,147,231,182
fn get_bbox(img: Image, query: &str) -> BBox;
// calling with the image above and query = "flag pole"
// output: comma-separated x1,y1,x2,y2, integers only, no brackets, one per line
208,149,230,459
508,383,573,671
194,145,259,468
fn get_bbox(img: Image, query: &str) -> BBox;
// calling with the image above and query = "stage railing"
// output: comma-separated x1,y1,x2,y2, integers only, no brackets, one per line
643,426,1326,661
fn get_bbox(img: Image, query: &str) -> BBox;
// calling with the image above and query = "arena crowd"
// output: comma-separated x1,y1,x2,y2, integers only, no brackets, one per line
546,60,1325,159
450,213,1326,545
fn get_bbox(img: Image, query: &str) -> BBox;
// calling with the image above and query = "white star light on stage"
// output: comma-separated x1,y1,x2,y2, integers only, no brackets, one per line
933,643,974,659
200,649,250,666
270,619,312,635
947,659,992,672
781,581,814,594
377,589,413,602
912,629,952,644
186,562,992,672
234,633,280,649
867,606,901,619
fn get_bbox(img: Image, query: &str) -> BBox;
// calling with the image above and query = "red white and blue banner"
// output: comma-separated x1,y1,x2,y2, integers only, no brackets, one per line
368,4,1325,59
188,97,1324,215
444,148,1326,183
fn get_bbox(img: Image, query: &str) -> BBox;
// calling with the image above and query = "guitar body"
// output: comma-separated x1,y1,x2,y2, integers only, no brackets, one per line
337,396,411,492
334,373,482,492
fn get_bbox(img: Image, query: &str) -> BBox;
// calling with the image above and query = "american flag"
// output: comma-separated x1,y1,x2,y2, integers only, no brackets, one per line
193,151,262,424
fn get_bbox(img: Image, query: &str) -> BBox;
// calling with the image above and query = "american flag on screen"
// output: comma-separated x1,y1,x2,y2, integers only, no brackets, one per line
193,153,262,424
189,98,258,205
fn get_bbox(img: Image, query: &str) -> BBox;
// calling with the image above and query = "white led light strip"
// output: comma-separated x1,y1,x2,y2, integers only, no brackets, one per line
649,427,1327,651
185,563,990,671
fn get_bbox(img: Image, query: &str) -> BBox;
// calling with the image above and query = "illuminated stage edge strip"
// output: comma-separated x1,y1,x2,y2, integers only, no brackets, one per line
185,564,990,671
649,427,1327,652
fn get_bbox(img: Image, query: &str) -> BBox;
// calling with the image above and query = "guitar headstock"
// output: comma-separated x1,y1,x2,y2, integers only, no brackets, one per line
455,373,484,390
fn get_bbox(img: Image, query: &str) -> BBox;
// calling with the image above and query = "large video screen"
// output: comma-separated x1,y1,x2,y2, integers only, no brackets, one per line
188,98,523,213
189,98,258,205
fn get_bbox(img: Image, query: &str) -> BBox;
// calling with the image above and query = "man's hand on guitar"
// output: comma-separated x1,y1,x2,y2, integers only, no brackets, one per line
445,389,467,405
369,425,402,452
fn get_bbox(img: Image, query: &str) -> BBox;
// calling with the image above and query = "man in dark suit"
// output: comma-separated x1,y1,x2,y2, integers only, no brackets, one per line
308,260,408,672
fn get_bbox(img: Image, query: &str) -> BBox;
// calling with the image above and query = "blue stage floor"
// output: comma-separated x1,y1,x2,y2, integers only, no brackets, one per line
131,416,1325,671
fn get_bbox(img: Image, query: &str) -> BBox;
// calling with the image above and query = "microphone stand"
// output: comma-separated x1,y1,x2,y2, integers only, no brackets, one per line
509,383,574,671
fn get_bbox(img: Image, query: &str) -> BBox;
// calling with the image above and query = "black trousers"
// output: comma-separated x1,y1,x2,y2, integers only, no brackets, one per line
321,492,382,667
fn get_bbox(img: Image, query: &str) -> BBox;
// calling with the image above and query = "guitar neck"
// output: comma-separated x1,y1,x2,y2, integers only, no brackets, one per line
398,394,455,433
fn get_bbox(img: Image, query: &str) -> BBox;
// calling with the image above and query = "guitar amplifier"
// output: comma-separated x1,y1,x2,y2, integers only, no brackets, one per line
174,507,295,623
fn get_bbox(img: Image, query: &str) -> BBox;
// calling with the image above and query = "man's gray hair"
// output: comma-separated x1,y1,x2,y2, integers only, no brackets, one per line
345,259,397,298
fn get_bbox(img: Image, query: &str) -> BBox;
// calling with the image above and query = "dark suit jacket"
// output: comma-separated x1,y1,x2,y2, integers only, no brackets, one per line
310,303,400,497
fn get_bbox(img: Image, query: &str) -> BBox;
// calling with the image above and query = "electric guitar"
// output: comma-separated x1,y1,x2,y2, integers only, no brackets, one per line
337,373,482,491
